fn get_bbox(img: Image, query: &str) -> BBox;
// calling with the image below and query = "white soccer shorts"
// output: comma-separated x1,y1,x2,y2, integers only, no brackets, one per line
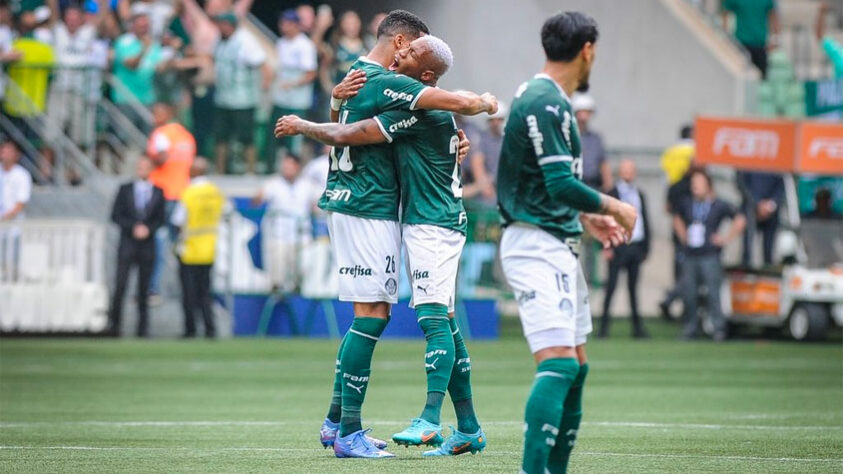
500,223,592,352
326,212,401,304
402,224,466,313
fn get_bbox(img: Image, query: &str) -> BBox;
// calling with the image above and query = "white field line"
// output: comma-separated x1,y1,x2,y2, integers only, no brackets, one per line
1,420,839,431
0,446,840,464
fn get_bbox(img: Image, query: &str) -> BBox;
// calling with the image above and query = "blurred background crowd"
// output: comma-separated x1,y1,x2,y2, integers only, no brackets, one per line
0,0,841,340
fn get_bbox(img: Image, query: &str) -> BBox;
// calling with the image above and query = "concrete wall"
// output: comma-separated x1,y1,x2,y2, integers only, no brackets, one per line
372,0,750,150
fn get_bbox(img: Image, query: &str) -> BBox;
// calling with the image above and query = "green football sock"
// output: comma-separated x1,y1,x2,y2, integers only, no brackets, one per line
522,358,579,474
326,332,350,423
339,317,388,437
417,304,455,425
547,363,589,474
448,317,480,433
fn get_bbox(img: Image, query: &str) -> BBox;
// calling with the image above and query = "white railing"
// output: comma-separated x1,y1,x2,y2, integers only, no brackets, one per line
0,219,108,333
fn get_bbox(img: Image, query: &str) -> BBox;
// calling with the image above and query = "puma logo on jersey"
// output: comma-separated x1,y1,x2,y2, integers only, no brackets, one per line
325,189,351,202
416,285,429,295
526,115,544,156
545,105,560,116
389,116,418,133
383,88,414,102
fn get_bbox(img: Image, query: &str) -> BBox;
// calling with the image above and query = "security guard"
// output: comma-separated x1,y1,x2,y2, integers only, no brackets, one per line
171,157,227,338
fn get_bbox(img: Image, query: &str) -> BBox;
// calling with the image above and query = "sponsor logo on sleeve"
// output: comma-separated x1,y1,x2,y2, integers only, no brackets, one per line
526,115,544,156
561,110,572,149
388,115,418,133
383,88,414,102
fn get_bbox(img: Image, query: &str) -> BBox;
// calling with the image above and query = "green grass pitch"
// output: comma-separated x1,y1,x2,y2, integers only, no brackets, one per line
1,321,841,473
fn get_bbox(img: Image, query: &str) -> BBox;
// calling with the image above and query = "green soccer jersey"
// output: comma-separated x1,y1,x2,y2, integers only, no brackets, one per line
497,73,588,241
318,56,429,221
374,108,467,234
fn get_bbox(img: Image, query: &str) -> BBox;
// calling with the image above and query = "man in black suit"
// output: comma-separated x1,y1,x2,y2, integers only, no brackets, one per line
106,158,166,337
598,159,651,339
739,171,784,266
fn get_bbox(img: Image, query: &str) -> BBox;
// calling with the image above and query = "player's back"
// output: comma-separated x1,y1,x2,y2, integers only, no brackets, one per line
497,74,584,240
377,108,466,234
319,57,428,222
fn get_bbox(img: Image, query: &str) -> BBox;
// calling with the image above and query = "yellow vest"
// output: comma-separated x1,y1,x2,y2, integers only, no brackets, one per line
179,181,225,265
4,38,55,117
660,142,695,185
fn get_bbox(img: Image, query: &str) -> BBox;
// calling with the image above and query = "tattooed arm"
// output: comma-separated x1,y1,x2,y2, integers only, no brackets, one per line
274,115,386,148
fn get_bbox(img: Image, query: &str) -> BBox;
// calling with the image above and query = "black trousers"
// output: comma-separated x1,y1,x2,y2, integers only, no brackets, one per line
743,44,768,79
743,213,779,266
109,240,155,336
600,242,647,333
179,262,215,337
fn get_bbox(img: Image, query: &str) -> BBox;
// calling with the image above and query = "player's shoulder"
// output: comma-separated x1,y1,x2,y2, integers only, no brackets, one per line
512,76,567,114
353,57,388,77
420,108,456,128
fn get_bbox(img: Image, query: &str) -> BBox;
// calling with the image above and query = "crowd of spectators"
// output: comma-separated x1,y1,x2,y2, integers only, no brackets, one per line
0,0,396,180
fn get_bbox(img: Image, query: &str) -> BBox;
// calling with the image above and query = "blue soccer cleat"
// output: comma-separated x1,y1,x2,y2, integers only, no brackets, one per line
319,418,388,449
423,426,487,456
392,418,443,447
333,429,395,458
320,419,339,448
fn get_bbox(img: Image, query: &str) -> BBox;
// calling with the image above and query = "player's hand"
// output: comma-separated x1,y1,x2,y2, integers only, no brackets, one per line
332,69,366,101
457,129,470,164
481,93,498,115
711,233,724,247
274,115,303,138
605,198,637,242
581,213,626,249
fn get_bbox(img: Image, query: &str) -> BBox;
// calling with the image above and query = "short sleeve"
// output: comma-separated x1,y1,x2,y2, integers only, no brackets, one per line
301,38,317,71
239,32,266,66
13,169,32,204
376,73,429,112
148,130,171,155
372,110,422,143
170,201,186,227
113,36,133,62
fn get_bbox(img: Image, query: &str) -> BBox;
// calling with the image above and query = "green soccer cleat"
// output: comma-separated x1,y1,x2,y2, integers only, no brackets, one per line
392,418,443,447
422,426,486,456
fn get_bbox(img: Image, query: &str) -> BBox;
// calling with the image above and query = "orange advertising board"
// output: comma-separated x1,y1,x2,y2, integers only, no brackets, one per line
695,117,797,172
797,122,843,175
